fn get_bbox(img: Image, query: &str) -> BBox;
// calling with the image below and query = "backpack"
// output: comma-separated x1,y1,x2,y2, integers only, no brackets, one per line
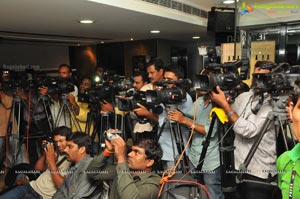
158,173,210,199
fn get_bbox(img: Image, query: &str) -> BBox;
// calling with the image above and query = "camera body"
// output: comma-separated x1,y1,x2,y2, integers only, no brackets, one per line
42,136,54,150
104,130,122,141
251,64,300,97
78,75,133,104
116,89,146,111
45,77,74,94
145,87,187,105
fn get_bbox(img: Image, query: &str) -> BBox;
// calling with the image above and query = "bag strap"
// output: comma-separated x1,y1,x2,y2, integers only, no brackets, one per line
56,155,67,167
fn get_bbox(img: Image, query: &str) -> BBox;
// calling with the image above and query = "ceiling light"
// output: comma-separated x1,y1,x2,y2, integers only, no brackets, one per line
150,30,160,34
79,19,94,24
192,36,200,39
223,0,235,4
100,41,105,44
130,38,134,41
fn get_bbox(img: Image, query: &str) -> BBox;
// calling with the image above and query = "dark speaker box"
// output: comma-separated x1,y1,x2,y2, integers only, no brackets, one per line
207,11,235,32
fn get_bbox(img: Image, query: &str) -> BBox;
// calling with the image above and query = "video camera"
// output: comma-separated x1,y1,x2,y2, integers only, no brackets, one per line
116,89,146,111
252,63,300,97
194,60,243,103
0,69,36,92
78,74,132,104
145,79,192,106
39,76,75,94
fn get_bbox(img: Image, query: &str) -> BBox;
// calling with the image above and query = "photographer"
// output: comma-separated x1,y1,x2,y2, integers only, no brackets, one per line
16,85,53,166
133,58,165,134
40,64,79,128
168,68,224,199
86,129,163,199
155,65,193,170
210,61,277,199
71,75,92,132
0,126,72,199
0,70,21,168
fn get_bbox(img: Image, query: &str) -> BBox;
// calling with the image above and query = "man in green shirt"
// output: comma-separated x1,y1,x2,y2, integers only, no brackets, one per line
86,132,163,199
277,86,300,199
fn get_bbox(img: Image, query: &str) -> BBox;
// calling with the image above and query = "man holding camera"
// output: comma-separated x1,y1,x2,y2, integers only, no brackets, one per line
40,64,79,128
210,61,277,199
154,66,193,170
0,70,21,168
52,132,102,199
86,129,163,199
168,67,224,199
0,126,72,199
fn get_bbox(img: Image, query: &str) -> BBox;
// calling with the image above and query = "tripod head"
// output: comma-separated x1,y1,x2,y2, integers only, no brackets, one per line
270,95,289,121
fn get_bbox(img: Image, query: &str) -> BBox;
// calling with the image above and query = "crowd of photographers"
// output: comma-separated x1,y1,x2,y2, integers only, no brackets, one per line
0,57,299,199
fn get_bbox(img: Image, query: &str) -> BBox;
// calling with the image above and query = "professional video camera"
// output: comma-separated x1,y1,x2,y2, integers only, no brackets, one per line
252,63,300,97
0,69,36,92
145,79,192,106
78,74,132,104
78,82,112,104
36,76,75,94
194,60,243,103
116,89,146,111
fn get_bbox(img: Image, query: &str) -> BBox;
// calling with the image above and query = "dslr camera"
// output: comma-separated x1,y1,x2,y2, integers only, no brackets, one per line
41,136,54,150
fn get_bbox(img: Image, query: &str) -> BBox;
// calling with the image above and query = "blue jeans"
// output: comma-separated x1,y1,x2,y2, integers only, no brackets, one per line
190,164,224,199
0,183,42,199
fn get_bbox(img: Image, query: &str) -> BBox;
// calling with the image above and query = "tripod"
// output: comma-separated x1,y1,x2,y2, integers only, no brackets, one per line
6,94,23,167
87,106,112,153
53,93,82,132
238,95,293,180
158,104,189,172
32,95,54,133
231,95,292,199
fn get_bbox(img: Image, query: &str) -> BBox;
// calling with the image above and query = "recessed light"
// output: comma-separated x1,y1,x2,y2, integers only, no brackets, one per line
192,36,200,39
130,38,134,41
79,19,94,24
150,30,160,34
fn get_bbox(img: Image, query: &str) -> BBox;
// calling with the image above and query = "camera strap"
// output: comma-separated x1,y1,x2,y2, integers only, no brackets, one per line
56,155,67,167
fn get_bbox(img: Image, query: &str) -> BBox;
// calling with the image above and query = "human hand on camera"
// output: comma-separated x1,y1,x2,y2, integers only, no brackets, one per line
100,100,114,113
168,110,184,123
111,137,127,164
210,86,229,108
134,103,150,117
16,88,27,101
44,143,57,165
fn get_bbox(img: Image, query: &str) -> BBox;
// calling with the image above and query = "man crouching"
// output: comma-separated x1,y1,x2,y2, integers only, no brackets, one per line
86,130,163,199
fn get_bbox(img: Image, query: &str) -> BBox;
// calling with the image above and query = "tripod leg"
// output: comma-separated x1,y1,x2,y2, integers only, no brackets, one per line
238,113,274,180
66,104,82,132
169,121,189,172
54,103,66,127
41,98,54,132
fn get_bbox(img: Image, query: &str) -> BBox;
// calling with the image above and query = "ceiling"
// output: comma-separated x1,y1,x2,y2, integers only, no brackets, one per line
0,0,299,45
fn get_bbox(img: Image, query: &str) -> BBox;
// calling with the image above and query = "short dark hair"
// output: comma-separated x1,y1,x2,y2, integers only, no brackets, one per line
133,71,149,83
80,75,92,83
133,138,163,169
164,65,184,79
58,64,71,72
254,61,275,70
146,57,164,71
67,132,93,155
52,126,71,139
